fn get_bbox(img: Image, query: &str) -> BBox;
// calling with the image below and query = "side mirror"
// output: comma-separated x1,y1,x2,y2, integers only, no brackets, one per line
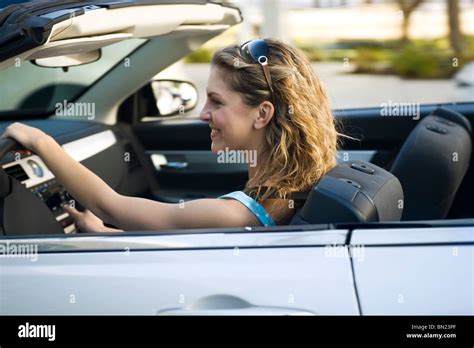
150,80,198,117
32,49,101,68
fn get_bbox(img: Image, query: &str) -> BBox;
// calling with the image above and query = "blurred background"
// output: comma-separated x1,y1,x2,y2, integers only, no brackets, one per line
161,0,474,112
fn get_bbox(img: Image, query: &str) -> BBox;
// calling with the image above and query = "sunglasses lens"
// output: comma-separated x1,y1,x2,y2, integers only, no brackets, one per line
239,39,274,98
240,39,269,64
239,42,253,62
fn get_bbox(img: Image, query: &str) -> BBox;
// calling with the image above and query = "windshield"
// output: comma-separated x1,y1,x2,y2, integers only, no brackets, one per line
0,39,146,116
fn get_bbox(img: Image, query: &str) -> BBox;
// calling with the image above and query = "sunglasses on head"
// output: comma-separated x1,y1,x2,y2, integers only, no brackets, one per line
239,39,275,99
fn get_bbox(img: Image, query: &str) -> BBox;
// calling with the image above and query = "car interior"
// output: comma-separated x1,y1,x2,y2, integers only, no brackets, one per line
0,102,473,237
0,0,473,237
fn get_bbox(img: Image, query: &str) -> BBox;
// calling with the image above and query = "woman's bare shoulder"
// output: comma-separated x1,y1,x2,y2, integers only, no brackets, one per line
261,198,296,225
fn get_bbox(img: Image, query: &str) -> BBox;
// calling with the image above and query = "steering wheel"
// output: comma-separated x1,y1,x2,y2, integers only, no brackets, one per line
0,138,64,236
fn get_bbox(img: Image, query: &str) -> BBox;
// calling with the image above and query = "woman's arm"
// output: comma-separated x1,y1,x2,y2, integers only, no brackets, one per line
2,123,261,231
34,133,120,223
62,204,124,233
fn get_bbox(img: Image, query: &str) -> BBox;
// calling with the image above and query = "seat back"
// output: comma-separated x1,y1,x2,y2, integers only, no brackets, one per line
291,161,403,225
390,107,472,220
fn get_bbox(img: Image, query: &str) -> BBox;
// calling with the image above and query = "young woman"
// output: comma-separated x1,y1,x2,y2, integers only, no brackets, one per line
1,38,342,232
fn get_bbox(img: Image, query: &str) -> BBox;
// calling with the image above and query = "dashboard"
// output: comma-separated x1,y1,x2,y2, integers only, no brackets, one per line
0,120,151,235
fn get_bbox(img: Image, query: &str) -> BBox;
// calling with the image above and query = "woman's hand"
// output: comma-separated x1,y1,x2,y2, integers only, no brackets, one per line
63,204,121,233
1,122,50,152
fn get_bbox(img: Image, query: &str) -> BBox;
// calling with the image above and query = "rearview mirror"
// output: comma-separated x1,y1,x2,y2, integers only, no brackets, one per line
33,49,101,68
150,80,198,117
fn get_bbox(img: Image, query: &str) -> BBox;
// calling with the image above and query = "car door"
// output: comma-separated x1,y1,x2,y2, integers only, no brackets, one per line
0,226,360,315
350,223,474,315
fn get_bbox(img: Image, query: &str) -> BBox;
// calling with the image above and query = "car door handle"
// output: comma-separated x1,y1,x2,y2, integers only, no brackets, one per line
150,154,188,170
156,295,316,315
160,161,188,170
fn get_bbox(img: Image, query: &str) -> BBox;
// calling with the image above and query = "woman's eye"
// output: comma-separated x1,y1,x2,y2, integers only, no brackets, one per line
211,99,222,107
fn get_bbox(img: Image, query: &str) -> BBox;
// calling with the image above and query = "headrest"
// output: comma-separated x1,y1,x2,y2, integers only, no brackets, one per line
391,107,472,220
292,161,403,224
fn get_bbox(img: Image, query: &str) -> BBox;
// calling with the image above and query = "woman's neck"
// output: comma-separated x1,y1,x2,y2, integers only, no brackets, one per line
248,143,268,182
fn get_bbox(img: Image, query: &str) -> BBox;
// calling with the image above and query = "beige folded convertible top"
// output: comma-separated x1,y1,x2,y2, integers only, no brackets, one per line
0,2,241,70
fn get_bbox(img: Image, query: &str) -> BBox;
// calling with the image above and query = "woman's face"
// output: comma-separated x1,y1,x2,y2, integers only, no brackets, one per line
200,66,260,154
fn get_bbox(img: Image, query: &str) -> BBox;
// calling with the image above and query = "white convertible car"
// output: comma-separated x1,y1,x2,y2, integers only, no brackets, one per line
0,0,472,315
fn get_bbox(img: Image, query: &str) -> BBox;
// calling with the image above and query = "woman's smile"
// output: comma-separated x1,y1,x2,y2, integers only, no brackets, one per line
210,127,221,139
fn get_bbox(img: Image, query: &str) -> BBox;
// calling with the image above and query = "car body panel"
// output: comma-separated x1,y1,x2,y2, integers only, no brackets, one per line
351,227,474,315
351,227,474,245
0,229,360,315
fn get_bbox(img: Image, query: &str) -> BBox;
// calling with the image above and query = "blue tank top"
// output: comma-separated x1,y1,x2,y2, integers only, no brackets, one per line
218,191,277,227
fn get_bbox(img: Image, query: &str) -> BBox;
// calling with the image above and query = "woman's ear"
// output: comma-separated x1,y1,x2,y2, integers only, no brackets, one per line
254,101,274,130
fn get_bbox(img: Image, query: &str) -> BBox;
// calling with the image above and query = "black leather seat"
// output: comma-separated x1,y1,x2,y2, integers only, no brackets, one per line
291,160,403,225
390,107,472,220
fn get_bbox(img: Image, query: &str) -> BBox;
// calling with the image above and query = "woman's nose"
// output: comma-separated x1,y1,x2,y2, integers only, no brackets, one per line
199,107,211,122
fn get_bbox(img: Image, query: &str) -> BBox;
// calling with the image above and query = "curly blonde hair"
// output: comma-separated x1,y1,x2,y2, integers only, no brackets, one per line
212,38,345,202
